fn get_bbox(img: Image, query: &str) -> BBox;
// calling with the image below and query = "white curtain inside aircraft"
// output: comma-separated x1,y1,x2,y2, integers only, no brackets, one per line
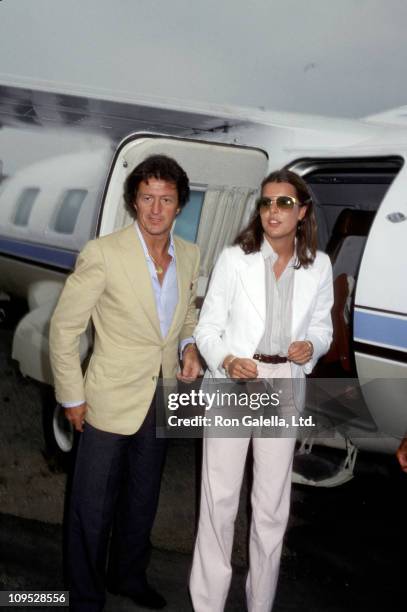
196,187,255,276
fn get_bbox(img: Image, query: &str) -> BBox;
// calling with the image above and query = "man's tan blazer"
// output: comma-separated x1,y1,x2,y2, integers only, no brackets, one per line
49,224,200,435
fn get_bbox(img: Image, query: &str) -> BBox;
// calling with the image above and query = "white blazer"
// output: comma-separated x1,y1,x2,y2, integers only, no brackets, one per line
195,245,333,381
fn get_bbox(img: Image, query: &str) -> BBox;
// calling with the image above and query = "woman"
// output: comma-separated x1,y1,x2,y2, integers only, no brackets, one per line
190,169,333,612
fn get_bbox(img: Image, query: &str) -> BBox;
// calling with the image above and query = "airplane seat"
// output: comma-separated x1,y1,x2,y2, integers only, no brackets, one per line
325,208,376,277
322,208,375,372
331,235,368,279
322,273,352,370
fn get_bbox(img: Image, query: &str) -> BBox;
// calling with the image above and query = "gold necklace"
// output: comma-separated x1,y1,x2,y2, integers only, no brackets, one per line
147,240,169,275
149,252,164,274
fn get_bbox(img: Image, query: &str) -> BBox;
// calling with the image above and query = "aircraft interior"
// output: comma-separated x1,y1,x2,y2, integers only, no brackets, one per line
295,157,403,377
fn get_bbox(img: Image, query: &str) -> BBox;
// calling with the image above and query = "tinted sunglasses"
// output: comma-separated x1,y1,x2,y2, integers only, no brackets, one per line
256,195,303,210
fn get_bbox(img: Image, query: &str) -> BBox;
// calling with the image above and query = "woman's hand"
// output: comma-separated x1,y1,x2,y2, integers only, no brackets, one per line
287,340,313,365
223,355,258,379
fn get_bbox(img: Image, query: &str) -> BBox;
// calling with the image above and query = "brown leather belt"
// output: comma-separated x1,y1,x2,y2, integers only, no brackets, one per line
253,353,288,364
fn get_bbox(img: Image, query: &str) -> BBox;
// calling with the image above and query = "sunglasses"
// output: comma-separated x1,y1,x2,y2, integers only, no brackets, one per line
256,195,303,210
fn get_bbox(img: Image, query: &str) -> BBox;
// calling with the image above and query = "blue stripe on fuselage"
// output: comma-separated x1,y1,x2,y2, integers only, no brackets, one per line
0,236,78,270
354,309,407,352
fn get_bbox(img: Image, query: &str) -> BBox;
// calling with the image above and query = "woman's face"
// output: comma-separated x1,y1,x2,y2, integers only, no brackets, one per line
259,181,307,245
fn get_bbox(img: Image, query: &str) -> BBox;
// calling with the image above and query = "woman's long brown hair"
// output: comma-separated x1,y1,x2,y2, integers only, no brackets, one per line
234,169,317,268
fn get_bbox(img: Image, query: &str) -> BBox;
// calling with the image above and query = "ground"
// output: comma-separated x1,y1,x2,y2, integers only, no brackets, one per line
0,328,405,611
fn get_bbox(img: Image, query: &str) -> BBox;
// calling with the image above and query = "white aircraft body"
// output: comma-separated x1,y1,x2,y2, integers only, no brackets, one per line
0,87,406,486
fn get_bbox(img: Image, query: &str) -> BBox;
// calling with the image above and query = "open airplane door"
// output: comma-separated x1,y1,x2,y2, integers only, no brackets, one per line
290,156,405,486
97,134,268,300
353,164,407,451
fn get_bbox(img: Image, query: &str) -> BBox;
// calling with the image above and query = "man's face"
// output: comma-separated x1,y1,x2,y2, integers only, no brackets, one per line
134,178,180,238
260,181,307,244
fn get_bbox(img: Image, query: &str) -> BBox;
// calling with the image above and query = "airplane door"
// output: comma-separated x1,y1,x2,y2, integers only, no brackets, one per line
354,163,407,443
98,134,268,296
98,134,268,234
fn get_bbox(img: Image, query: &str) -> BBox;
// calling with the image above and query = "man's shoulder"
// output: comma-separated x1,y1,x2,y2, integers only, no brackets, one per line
82,225,135,253
96,224,134,246
75,226,136,270
173,235,200,257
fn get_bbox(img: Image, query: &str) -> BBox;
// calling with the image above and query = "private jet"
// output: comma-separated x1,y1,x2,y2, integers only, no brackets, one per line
0,88,406,485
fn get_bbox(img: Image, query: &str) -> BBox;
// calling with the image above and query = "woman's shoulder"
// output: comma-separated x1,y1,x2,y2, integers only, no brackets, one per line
224,244,245,257
313,249,330,264
222,243,259,261
304,250,332,278
214,244,260,272
314,249,331,269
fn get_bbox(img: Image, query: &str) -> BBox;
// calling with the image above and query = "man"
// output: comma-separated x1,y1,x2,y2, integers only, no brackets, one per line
50,154,201,612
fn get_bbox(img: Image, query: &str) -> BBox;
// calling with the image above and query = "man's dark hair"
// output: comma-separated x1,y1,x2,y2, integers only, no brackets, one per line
234,168,317,268
124,154,190,218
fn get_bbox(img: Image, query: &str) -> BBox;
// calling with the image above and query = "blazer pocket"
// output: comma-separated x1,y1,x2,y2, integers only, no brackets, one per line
87,356,137,382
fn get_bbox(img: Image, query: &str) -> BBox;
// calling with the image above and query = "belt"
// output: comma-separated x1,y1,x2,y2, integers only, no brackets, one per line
253,353,288,364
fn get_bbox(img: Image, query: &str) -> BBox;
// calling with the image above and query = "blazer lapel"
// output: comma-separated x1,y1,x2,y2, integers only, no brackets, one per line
238,251,266,323
166,238,188,337
115,226,162,338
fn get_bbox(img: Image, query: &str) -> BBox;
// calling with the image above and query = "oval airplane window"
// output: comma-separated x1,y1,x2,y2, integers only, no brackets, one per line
13,187,40,227
53,189,88,234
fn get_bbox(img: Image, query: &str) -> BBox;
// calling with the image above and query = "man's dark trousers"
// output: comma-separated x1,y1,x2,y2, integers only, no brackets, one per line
67,397,167,612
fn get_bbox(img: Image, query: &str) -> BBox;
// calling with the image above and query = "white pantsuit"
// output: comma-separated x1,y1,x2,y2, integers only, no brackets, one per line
190,245,333,612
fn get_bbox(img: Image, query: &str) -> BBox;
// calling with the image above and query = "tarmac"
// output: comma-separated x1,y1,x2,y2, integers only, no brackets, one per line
0,327,406,611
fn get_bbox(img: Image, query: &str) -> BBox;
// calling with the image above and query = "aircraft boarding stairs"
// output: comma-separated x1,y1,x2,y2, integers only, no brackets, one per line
292,208,377,487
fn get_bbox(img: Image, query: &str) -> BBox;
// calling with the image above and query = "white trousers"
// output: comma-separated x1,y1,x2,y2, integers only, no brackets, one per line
190,362,296,612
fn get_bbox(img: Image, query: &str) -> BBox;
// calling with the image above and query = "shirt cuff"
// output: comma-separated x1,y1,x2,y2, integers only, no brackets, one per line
62,400,85,408
179,337,195,360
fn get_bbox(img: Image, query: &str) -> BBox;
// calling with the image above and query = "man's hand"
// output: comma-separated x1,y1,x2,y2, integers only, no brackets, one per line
64,402,87,432
288,340,313,365
396,437,407,473
224,357,258,379
177,344,202,382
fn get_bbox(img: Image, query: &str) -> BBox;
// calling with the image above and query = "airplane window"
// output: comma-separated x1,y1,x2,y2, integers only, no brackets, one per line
13,187,40,226
53,189,87,234
173,190,205,242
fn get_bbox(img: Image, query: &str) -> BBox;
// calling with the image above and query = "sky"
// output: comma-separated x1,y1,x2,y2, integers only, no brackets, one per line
0,0,406,119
